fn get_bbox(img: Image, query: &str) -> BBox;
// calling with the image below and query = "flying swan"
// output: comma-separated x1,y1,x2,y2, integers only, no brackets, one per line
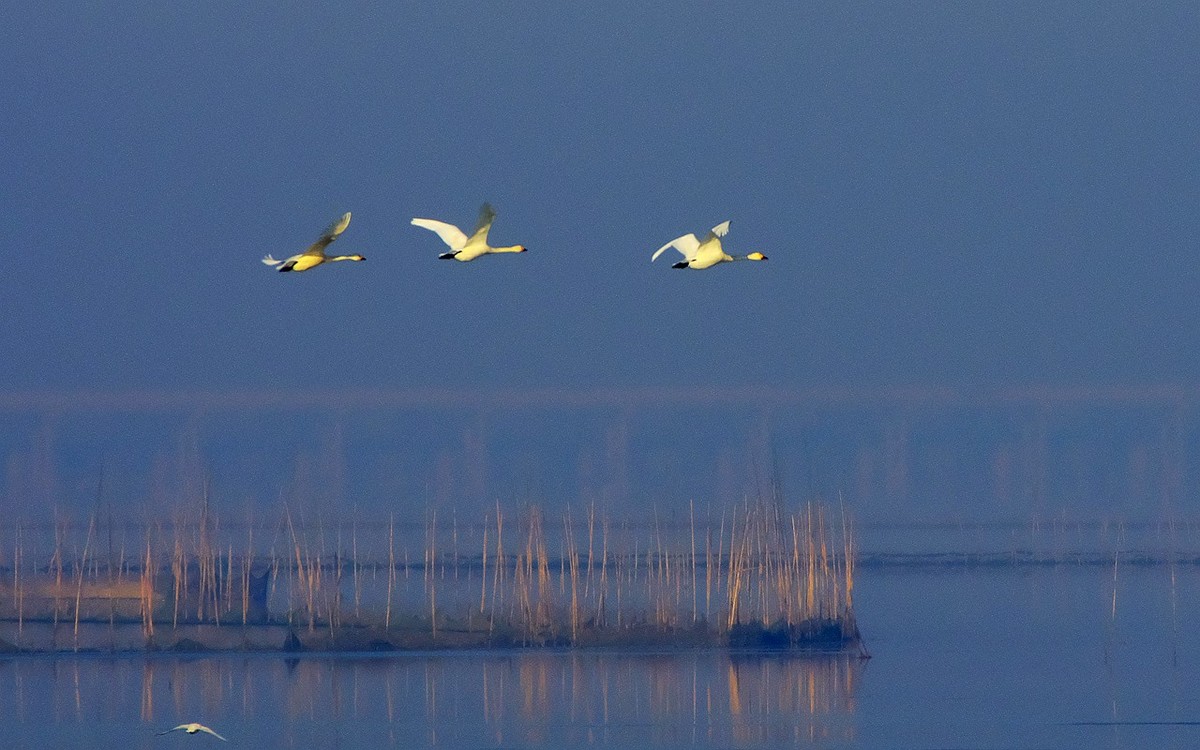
411,203,527,261
156,723,228,741
651,220,766,269
262,212,364,272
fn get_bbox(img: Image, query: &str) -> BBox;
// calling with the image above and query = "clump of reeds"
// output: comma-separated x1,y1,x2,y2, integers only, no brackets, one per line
722,492,858,644
0,483,861,654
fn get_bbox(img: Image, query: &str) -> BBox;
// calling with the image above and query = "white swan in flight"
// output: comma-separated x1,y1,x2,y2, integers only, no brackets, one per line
651,220,767,269
156,723,228,741
262,212,364,272
411,203,528,262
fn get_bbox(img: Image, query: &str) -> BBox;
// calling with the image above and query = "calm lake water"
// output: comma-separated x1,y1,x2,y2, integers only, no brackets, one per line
2,561,1198,749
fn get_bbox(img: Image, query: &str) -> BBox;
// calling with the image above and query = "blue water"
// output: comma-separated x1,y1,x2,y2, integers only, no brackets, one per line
2,563,1197,749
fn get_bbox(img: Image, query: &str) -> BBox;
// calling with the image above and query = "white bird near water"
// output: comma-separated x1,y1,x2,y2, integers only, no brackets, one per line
651,220,767,269
156,723,228,741
411,203,528,262
262,212,364,272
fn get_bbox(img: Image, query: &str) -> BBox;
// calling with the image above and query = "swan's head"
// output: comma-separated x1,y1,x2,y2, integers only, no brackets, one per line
747,252,767,261
518,246,528,253
350,254,366,261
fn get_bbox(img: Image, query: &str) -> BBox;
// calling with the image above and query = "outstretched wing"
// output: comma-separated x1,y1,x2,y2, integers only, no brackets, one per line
197,725,228,741
700,220,730,243
651,233,701,262
305,212,352,255
411,218,469,251
470,202,496,242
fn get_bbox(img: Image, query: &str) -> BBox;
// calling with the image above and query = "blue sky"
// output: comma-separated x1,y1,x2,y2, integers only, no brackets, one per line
2,3,1200,522
4,1,1197,393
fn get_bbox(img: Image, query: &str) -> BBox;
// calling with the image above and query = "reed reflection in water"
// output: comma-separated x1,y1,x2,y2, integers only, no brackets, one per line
0,652,861,749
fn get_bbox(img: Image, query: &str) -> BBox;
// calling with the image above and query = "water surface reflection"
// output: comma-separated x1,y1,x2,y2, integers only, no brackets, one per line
0,651,862,749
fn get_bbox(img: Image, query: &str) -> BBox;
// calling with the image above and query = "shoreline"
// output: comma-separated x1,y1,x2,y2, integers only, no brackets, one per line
0,619,864,657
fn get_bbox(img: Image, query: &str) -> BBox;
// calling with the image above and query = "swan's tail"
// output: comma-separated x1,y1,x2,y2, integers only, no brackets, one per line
262,255,282,267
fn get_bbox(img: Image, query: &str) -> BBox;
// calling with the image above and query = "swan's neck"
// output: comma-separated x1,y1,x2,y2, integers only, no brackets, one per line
328,254,363,262
491,245,525,254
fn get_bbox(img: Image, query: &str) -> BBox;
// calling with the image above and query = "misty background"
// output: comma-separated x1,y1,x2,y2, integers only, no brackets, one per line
3,2,1198,527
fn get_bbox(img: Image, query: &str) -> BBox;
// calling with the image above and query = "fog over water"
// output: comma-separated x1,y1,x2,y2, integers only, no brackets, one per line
2,385,1197,524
